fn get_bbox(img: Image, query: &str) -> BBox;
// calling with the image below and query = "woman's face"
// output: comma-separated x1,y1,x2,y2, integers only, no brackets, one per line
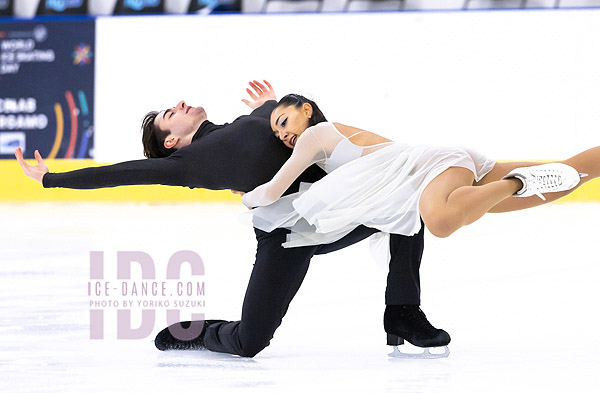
270,103,313,149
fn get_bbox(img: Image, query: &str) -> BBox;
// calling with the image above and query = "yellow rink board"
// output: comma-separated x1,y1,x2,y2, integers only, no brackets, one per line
0,159,598,202
0,159,239,202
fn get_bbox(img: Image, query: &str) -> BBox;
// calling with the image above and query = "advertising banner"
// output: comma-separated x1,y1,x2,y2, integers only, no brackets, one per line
187,0,240,13
114,0,164,14
0,19,94,159
0,0,12,17
37,0,88,15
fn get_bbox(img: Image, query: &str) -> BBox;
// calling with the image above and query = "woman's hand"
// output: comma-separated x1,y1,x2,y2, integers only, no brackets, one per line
15,147,49,184
241,80,276,109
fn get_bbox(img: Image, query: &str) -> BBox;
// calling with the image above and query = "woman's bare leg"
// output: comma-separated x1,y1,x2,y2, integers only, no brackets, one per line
419,167,522,238
479,146,600,213
419,147,598,238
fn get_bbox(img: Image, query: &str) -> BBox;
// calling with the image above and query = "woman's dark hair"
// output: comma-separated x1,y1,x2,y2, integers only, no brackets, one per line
277,94,327,127
141,111,177,158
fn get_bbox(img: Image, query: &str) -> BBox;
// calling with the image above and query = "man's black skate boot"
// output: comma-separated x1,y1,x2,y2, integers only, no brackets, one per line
154,320,220,351
384,305,451,348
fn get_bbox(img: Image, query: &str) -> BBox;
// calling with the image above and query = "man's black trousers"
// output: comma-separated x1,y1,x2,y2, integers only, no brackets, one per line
203,224,425,357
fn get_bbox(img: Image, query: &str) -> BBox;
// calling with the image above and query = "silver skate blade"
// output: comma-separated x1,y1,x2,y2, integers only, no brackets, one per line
388,345,450,359
579,173,588,178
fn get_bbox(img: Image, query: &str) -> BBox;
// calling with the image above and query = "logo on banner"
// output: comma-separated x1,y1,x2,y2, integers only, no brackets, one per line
73,44,92,66
33,26,48,43
193,0,219,9
45,0,85,12
124,0,161,11
0,132,25,154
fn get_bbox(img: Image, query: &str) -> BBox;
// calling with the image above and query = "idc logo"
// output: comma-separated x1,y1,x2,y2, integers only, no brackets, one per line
88,250,206,340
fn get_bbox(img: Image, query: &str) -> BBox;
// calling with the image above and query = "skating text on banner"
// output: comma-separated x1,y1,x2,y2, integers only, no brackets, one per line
0,18,95,160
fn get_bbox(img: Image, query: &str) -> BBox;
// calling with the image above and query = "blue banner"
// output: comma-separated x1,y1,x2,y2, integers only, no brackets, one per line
0,0,12,17
188,0,240,13
0,19,94,159
37,0,87,15
114,0,164,14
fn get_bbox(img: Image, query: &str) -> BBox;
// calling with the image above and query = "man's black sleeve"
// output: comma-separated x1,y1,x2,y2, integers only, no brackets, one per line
42,155,189,189
249,101,277,120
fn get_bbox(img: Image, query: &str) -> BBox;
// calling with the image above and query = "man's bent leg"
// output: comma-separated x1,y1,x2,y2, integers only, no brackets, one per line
156,226,379,355
203,228,317,357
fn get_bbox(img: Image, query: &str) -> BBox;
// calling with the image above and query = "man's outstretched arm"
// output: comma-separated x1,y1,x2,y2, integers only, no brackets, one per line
15,80,281,191
15,147,189,190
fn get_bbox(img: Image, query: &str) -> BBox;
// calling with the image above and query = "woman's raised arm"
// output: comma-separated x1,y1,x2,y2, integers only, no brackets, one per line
242,127,327,208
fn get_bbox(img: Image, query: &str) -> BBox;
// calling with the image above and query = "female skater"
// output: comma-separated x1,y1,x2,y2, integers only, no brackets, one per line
239,94,597,247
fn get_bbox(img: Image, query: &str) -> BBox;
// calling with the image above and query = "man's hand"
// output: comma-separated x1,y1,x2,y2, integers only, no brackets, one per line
15,147,49,184
241,80,276,109
230,190,252,210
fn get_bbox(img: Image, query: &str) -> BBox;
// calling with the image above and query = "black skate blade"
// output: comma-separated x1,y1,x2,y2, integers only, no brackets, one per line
388,345,450,359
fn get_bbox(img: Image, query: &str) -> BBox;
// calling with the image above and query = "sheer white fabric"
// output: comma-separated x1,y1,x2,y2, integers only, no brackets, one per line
242,122,390,208
241,122,496,262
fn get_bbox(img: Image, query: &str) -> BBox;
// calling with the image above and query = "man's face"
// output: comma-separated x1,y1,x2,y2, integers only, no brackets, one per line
155,100,207,148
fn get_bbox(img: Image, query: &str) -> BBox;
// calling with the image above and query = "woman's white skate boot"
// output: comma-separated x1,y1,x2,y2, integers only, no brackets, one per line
504,163,586,201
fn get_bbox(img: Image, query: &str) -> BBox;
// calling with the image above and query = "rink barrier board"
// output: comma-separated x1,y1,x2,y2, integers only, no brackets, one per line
0,160,239,202
0,159,598,202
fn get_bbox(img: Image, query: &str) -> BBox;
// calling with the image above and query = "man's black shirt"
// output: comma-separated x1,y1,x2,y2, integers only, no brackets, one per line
43,101,325,195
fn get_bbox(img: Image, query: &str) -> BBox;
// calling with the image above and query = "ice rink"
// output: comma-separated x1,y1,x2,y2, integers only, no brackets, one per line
0,202,599,393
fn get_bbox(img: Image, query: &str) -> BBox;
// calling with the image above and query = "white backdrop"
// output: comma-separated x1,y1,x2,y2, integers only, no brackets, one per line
95,9,600,163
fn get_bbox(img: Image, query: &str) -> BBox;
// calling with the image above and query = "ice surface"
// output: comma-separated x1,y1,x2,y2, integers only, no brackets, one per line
0,202,599,393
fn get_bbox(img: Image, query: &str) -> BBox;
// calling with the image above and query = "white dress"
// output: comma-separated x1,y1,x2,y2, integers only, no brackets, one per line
242,122,496,254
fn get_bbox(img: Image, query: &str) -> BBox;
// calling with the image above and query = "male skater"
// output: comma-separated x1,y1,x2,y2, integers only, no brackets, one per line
15,81,450,358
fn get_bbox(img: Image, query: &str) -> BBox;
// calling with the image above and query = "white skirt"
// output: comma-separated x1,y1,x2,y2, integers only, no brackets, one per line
244,143,496,257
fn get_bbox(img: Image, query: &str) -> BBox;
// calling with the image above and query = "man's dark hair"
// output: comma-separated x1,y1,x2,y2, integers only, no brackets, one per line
141,111,177,158
276,94,327,127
